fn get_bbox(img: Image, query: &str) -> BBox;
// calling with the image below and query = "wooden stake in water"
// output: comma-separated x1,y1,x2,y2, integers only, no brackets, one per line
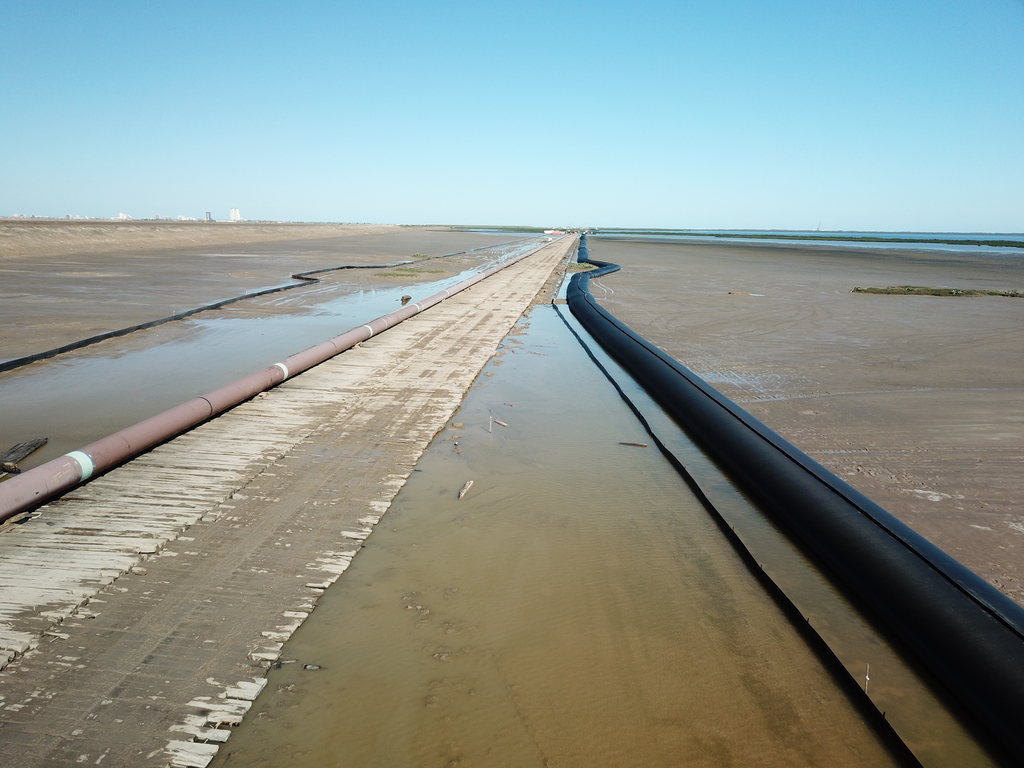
865,663,870,694
489,416,493,433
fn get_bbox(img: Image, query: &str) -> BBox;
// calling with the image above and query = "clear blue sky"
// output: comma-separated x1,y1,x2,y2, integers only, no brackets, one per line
2,0,1022,231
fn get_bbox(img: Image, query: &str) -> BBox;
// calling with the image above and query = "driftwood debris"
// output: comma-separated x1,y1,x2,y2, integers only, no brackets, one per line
458,480,474,500
493,419,510,429
0,438,48,476
401,295,412,306
618,441,648,448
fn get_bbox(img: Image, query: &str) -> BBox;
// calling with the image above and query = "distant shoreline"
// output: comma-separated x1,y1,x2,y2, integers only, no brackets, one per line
454,226,1024,249
601,230,1024,248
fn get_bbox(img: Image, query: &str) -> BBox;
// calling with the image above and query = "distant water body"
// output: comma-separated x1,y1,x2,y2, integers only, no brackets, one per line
468,229,1024,255
652,229,1024,241
599,229,1024,255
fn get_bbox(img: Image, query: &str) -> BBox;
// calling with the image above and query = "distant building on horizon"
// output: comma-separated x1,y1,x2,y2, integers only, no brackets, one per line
229,208,242,222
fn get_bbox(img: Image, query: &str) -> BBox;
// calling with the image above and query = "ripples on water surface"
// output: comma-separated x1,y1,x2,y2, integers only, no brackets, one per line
214,307,903,768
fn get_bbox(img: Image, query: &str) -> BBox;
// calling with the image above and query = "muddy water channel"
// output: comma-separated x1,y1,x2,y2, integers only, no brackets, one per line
214,307,906,768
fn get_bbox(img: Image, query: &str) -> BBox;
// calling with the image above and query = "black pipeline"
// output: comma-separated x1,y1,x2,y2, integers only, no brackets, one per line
567,235,1024,764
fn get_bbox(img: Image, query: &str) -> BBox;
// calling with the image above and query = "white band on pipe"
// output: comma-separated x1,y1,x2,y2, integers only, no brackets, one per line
362,324,374,337
273,362,289,380
413,303,422,311
65,451,95,481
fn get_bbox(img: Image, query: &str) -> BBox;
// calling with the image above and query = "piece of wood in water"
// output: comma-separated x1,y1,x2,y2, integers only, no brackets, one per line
458,480,474,500
1,437,48,475
493,419,510,428
1,438,48,465
619,441,648,448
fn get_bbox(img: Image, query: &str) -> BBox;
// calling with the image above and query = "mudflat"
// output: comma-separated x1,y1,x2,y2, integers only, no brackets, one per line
592,237,1024,606
0,221,511,361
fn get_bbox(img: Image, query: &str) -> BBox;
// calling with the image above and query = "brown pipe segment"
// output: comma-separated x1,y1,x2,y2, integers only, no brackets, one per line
0,240,557,522
86,399,217,472
1,456,83,513
201,367,286,413
281,340,344,375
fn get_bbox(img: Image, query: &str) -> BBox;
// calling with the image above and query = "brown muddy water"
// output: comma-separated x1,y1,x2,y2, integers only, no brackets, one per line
213,306,909,768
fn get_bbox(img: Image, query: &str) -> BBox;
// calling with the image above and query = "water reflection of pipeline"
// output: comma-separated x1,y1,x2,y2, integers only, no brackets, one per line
566,235,1024,765
0,239,537,375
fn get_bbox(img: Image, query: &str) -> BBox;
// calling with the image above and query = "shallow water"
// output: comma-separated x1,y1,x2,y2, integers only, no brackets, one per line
213,307,903,768
553,305,998,768
0,240,543,470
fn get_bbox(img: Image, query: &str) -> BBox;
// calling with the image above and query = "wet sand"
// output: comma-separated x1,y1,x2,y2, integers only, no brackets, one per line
0,222,508,361
212,308,904,768
590,237,1024,606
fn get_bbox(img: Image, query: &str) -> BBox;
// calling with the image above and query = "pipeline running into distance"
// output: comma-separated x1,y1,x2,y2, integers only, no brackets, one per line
0,237,566,523
567,234,1024,765
0,238,537,376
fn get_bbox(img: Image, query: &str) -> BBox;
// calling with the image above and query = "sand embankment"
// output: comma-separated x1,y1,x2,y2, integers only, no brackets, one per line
593,237,1024,607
